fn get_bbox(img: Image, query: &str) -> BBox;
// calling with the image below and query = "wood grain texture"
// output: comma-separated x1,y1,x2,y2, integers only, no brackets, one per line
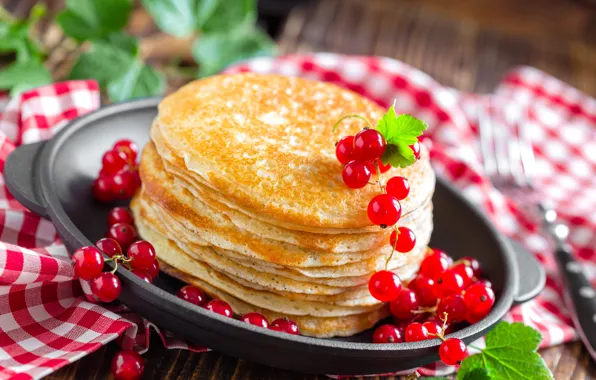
2,0,596,378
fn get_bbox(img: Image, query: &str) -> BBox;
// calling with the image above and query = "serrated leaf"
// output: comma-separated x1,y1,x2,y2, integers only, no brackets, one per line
57,0,132,41
141,0,198,37
457,322,552,380
462,367,492,380
107,60,166,102
105,32,139,55
199,0,255,33
376,106,427,146
0,60,51,95
0,5,46,62
69,41,134,87
193,24,275,77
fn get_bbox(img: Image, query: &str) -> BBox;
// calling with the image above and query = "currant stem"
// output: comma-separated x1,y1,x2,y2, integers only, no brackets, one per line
468,344,482,351
332,115,374,133
110,259,119,274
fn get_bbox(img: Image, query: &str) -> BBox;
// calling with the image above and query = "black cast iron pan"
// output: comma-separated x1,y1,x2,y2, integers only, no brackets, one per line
4,97,545,375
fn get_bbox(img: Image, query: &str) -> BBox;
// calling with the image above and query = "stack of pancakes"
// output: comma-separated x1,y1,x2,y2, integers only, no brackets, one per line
131,73,436,337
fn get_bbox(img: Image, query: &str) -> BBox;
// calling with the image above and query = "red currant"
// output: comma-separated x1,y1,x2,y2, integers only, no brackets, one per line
146,260,160,279
127,241,156,270
405,322,429,342
367,194,401,227
461,256,482,278
102,150,130,175
435,270,465,297
342,160,372,189
112,170,139,200
386,176,410,200
90,272,121,302
410,141,421,160
353,129,386,161
72,246,104,280
111,350,144,380
241,312,269,328
463,283,495,316
422,321,442,337
368,270,402,302
113,139,139,163
451,263,474,288
408,275,437,307
92,176,115,203
389,227,416,253
475,279,492,288
378,160,391,173
372,324,403,343
176,285,207,306
132,269,152,283
205,299,233,317
107,223,137,251
335,136,355,164
269,318,300,335
95,237,122,258
439,338,467,365
466,310,484,324
437,294,467,323
419,250,450,278
108,207,134,226
389,288,418,319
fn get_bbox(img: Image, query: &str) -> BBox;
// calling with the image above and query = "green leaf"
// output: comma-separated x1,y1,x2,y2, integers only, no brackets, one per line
457,322,552,380
0,60,51,95
107,60,166,102
56,0,132,41
462,368,492,380
69,41,134,87
422,377,450,380
0,5,46,62
199,0,255,33
193,24,275,77
105,32,139,56
141,0,198,37
375,106,427,168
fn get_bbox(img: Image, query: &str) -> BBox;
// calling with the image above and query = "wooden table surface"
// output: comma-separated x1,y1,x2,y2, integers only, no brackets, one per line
3,0,596,378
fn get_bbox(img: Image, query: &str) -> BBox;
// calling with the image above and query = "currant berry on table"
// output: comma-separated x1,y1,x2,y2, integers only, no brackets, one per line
410,141,421,160
102,150,130,175
111,350,144,380
113,139,139,163
434,269,465,298
107,222,137,251
95,237,122,258
439,338,467,365
335,136,355,164
419,249,450,278
386,176,410,200
437,294,467,323
72,246,104,281
408,275,437,307
451,263,474,288
405,322,429,342
90,272,121,302
131,269,152,283
463,282,495,316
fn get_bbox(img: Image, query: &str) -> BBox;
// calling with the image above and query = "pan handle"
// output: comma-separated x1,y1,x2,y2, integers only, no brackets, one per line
508,237,546,305
5,141,47,217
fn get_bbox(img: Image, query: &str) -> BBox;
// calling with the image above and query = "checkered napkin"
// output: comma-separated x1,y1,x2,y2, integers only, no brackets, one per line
1,55,594,379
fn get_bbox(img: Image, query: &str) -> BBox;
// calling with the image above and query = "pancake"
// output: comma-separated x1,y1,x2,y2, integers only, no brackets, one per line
160,262,391,338
131,73,437,338
153,73,435,231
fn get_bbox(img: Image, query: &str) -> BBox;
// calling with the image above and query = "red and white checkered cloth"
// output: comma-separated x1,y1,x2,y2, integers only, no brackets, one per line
1,55,594,379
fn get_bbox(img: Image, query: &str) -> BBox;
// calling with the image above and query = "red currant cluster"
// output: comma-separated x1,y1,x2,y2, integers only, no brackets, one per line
92,139,141,203
71,207,159,303
371,248,495,366
335,127,421,303
176,285,300,334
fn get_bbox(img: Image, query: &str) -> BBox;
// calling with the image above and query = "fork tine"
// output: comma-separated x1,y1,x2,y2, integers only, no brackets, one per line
516,108,536,188
477,101,498,179
491,101,513,181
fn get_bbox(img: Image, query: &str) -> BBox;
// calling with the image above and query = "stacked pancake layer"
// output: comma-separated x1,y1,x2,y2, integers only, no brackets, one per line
131,73,436,337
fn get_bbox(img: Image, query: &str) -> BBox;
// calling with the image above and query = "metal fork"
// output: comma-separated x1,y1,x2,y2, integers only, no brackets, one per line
478,101,596,361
